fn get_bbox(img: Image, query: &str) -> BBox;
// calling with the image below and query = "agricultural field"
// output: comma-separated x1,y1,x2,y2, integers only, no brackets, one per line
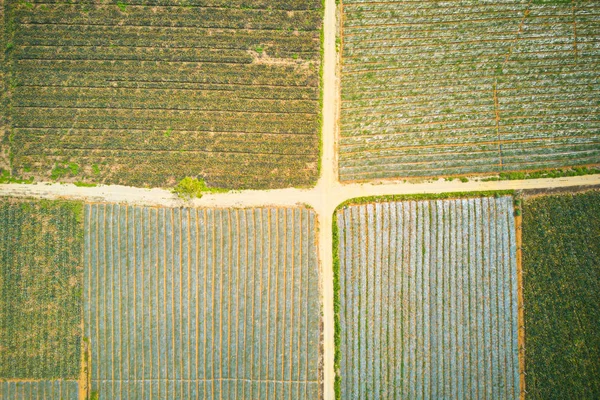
335,196,520,398
84,204,322,399
339,0,600,181
2,0,322,189
0,380,79,400
0,198,83,380
522,189,600,399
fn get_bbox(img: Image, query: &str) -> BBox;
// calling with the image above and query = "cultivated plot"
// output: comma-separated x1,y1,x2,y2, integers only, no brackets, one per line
3,0,322,189
0,380,78,400
339,1,600,181
335,197,520,399
522,189,600,399
0,198,83,380
84,204,321,399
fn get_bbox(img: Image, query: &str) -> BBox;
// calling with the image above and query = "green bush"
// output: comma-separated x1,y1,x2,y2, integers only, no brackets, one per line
172,177,227,200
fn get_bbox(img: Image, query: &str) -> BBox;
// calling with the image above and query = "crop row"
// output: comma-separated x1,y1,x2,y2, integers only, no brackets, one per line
341,133,600,153
0,380,78,400
0,199,83,379
11,108,318,133
15,60,319,87
13,128,318,154
340,144,600,170
12,4,322,31
339,156,600,181
15,24,320,54
15,149,318,188
84,205,321,399
14,85,318,102
336,197,519,399
12,87,319,114
29,0,322,10
343,85,599,108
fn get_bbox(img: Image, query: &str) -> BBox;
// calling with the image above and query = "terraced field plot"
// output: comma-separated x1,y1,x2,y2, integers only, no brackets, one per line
339,1,600,181
335,197,520,399
2,0,322,189
84,204,321,399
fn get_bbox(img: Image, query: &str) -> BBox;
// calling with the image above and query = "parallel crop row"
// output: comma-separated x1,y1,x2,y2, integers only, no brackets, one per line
84,204,321,399
336,197,520,399
4,0,322,189
340,0,600,180
0,199,83,379
0,380,78,400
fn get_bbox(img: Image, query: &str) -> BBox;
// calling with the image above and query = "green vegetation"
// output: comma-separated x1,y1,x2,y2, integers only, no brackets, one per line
74,181,97,187
522,190,600,398
339,1,600,181
0,198,84,379
4,0,323,189
172,176,228,200
0,169,33,184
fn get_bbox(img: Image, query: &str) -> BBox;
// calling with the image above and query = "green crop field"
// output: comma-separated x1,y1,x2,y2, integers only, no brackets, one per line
84,204,321,399
522,190,600,399
339,0,600,181
0,198,83,381
1,0,322,189
335,196,520,399
0,380,79,400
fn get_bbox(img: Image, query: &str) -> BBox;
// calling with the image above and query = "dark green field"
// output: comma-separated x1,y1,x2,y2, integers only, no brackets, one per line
522,189,600,399
0,198,83,379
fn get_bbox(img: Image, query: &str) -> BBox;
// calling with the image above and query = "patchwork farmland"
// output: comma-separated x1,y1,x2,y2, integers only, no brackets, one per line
0,198,83,398
2,0,322,189
335,197,520,398
84,204,322,399
339,0,600,181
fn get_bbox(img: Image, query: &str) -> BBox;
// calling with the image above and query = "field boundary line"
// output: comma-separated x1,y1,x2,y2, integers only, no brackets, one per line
514,212,525,400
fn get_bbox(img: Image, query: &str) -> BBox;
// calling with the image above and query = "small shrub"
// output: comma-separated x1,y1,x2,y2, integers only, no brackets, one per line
172,177,227,200
459,177,469,183
51,164,70,180
116,1,127,11
74,181,97,188
68,162,79,175
92,164,100,175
